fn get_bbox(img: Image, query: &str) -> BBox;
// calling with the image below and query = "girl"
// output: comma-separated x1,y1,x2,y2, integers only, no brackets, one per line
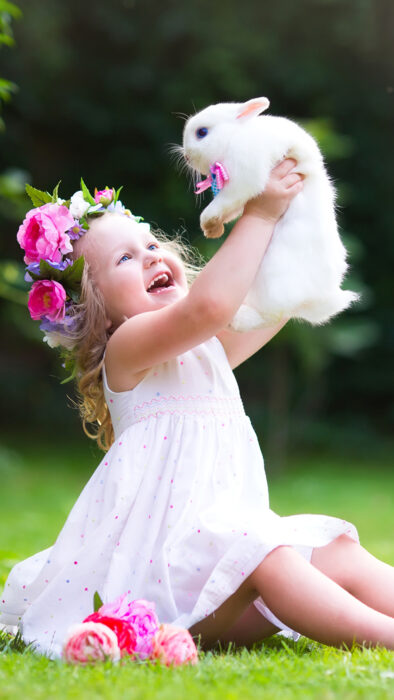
2,160,394,659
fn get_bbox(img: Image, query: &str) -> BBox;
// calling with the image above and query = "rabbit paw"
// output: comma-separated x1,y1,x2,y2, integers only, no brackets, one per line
201,216,224,239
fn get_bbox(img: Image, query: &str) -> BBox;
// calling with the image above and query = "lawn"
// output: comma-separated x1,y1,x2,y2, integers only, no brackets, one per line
1,437,394,699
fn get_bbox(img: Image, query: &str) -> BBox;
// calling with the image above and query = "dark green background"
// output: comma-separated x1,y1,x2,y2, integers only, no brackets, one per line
0,0,393,466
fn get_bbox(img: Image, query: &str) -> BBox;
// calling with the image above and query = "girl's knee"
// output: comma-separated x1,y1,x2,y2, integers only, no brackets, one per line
326,534,360,560
335,533,358,547
250,545,297,586
312,533,358,561
311,533,360,590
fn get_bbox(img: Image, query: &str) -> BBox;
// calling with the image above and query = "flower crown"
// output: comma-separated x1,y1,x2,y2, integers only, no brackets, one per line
17,179,145,355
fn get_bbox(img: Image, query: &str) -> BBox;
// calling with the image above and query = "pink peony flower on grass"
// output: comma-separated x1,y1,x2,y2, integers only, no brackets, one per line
17,203,74,264
28,279,66,322
151,624,198,666
63,621,120,665
94,187,115,206
98,595,159,659
123,599,159,659
83,612,137,657
98,592,132,620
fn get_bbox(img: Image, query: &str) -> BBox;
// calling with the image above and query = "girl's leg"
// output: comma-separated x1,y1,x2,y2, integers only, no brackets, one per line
189,575,277,650
215,603,280,649
311,534,394,617
251,545,394,648
214,535,394,649
190,545,394,649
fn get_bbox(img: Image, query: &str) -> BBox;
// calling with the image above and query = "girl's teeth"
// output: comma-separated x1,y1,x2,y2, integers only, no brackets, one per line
147,273,169,291
150,283,175,294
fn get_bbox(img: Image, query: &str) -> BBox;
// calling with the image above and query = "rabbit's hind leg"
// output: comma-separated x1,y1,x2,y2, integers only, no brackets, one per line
295,289,360,325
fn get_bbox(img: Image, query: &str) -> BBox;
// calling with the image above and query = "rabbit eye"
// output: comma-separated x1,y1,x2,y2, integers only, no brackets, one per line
196,127,208,139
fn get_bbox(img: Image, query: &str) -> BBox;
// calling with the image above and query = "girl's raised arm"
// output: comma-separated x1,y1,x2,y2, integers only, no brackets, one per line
105,160,302,385
216,318,289,370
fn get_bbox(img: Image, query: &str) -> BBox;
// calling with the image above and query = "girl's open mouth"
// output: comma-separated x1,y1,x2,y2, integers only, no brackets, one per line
146,272,175,294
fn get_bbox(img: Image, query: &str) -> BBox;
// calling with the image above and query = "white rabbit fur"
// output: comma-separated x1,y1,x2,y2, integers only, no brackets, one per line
182,97,359,330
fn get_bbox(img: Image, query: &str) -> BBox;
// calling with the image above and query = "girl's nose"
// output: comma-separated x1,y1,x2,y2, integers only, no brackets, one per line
144,249,162,267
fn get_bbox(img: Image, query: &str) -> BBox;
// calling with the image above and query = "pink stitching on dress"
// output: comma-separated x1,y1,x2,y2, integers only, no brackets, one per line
131,393,242,412
130,407,245,425
108,392,247,434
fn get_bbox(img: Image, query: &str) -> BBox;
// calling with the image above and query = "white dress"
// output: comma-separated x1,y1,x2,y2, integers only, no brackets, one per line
0,337,358,658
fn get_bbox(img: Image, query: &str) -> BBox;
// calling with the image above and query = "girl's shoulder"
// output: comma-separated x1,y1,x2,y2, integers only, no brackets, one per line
103,350,150,393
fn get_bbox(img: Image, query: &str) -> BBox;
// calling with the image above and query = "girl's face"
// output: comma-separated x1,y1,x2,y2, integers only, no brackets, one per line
76,213,188,330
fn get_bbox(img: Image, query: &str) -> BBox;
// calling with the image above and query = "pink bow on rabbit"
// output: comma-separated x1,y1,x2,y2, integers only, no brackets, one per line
195,162,229,196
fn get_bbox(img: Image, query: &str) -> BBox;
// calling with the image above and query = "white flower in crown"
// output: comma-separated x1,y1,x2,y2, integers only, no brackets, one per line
43,333,60,348
69,190,91,219
43,331,76,350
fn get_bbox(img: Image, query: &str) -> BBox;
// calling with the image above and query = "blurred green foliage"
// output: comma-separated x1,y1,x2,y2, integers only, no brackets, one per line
0,0,393,460
0,0,21,131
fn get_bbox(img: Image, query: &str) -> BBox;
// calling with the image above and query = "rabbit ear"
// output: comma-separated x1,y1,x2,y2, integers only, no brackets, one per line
236,98,270,120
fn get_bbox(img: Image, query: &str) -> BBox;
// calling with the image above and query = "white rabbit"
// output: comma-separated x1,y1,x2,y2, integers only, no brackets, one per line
182,97,359,330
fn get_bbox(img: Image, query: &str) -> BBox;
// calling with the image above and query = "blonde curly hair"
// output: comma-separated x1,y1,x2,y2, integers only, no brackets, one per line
60,224,203,452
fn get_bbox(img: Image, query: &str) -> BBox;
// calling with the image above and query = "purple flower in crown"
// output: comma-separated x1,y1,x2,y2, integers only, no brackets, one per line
40,306,78,349
24,258,73,282
67,221,86,241
17,203,74,264
40,305,77,333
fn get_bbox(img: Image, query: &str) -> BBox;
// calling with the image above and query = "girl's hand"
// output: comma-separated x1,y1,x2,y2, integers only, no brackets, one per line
243,158,304,224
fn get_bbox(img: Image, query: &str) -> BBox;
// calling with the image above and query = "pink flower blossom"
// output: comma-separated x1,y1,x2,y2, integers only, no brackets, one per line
28,279,66,322
83,612,137,657
63,622,120,665
94,187,115,206
151,624,198,666
123,599,159,659
98,595,159,659
17,203,74,264
98,592,132,620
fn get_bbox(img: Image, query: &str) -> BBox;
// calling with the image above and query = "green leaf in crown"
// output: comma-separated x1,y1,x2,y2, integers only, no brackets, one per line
28,257,84,300
80,177,96,206
114,186,123,205
51,180,61,203
61,256,84,291
25,183,52,208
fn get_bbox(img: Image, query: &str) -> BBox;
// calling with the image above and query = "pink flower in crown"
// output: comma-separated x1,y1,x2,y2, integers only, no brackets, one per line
63,621,120,665
98,594,159,659
94,187,115,206
151,624,198,666
28,279,67,322
17,203,74,264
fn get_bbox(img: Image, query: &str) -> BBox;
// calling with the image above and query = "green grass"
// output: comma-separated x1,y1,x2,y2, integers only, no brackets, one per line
1,438,394,699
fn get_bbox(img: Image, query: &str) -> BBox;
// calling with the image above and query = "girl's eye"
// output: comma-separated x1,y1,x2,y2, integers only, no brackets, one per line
148,243,159,251
196,127,208,139
118,254,131,264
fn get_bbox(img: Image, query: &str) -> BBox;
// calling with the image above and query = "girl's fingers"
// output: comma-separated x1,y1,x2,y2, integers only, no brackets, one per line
271,158,298,179
284,172,304,189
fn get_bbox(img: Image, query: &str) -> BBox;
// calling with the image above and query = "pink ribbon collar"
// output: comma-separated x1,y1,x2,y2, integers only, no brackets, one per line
195,161,229,197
